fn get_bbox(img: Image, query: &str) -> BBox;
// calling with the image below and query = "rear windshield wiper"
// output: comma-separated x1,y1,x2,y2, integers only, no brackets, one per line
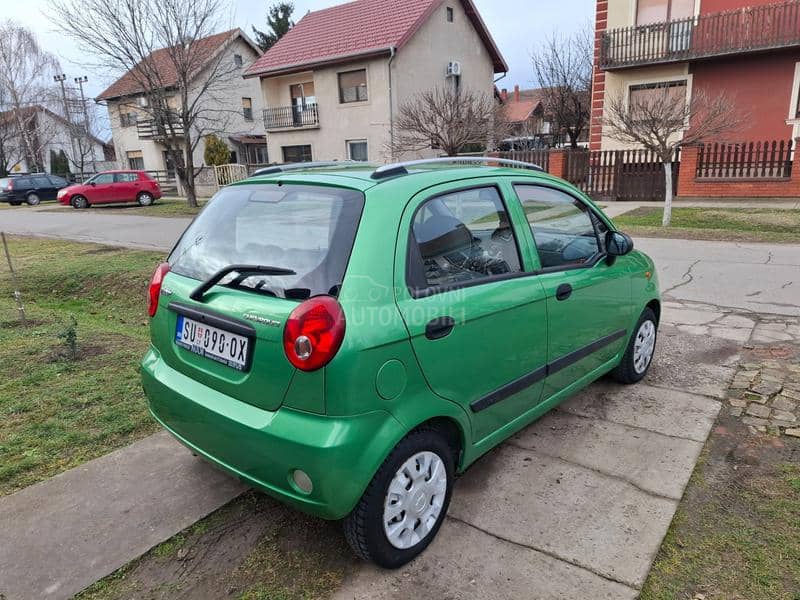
190,264,296,301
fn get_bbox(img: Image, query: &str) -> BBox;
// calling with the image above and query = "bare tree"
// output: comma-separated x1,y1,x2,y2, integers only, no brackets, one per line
531,27,592,148
603,87,744,226
49,0,242,207
0,23,61,173
392,86,509,157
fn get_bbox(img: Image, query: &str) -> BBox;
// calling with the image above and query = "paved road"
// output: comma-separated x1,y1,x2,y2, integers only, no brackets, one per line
2,207,798,315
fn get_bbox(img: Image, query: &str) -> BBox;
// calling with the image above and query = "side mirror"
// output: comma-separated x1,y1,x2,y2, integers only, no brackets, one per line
89,182,96,186
606,231,634,261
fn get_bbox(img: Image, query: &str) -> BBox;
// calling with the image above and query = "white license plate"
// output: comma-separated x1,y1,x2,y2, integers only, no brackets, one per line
175,315,250,371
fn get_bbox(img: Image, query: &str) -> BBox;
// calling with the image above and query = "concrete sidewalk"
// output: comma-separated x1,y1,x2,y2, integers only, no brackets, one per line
0,432,245,599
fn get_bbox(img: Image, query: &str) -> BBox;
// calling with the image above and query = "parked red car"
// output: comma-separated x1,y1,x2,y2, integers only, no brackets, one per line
58,170,162,209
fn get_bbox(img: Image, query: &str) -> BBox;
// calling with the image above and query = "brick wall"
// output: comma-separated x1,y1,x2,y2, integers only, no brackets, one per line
589,0,608,151
677,143,800,198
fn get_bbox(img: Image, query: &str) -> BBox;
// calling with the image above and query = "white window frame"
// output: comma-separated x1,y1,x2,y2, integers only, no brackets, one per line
347,139,369,161
785,62,800,140
623,71,693,131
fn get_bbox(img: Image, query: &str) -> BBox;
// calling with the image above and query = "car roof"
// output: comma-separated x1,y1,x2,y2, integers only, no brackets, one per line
237,164,562,195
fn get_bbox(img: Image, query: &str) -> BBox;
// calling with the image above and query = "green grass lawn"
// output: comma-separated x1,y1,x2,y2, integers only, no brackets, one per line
40,196,207,218
615,207,800,243
0,236,165,495
642,419,800,600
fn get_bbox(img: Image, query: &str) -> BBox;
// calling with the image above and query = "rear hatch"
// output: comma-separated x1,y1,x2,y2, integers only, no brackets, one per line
154,182,365,412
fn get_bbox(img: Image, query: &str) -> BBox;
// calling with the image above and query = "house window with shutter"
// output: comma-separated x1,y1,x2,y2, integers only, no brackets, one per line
242,97,253,121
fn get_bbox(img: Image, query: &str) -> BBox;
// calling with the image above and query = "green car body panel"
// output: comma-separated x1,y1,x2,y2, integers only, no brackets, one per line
141,165,660,521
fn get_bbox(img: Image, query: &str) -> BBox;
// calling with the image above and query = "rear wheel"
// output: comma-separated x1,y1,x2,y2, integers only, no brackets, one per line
612,307,658,384
343,428,453,568
26,193,40,206
137,192,154,206
71,195,89,209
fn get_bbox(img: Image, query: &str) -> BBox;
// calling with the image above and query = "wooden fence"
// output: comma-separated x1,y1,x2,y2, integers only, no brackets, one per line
696,140,793,179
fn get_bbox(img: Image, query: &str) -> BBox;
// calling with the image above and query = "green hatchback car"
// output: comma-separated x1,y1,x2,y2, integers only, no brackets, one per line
141,158,660,568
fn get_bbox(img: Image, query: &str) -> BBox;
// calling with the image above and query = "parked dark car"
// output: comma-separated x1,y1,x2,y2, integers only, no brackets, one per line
0,174,70,206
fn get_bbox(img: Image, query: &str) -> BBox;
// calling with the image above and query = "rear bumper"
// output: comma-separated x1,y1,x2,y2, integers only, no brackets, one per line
141,346,404,520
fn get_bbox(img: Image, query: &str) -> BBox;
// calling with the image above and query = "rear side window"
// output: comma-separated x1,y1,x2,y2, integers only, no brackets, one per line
408,186,521,291
169,184,365,299
15,178,31,188
514,185,602,269
48,176,68,187
115,173,138,182
33,176,51,187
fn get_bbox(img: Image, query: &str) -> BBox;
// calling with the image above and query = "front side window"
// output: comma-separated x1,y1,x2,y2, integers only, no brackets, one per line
338,69,368,103
282,145,312,163
169,184,365,299
409,186,521,290
88,173,115,185
515,185,601,269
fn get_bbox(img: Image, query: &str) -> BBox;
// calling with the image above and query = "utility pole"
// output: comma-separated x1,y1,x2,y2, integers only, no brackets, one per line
74,76,97,173
53,74,78,177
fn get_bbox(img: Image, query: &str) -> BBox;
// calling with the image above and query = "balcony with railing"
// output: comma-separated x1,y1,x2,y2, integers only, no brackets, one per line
601,0,800,70
263,104,320,131
136,113,185,140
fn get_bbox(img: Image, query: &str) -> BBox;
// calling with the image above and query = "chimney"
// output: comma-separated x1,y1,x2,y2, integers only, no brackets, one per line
514,85,520,102
501,88,508,102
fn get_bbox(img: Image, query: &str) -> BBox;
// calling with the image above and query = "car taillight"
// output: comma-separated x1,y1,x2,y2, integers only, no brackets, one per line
6,181,13,191
283,296,345,371
147,262,170,317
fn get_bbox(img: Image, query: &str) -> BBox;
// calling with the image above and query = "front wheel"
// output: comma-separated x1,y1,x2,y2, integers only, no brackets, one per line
71,195,89,209
612,307,658,384
343,429,454,568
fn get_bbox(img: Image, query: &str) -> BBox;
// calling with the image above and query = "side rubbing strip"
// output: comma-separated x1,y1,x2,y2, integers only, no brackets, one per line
546,329,627,377
470,329,627,413
470,366,547,413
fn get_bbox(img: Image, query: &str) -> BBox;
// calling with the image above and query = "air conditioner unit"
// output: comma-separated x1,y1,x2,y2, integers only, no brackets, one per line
446,61,462,77
138,96,149,108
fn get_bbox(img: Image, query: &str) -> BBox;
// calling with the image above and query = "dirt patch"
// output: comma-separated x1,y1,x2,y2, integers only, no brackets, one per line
76,492,357,600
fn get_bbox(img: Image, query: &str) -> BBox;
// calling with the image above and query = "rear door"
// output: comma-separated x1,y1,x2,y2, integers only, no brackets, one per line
114,172,138,201
511,184,632,400
395,181,548,443
157,182,365,412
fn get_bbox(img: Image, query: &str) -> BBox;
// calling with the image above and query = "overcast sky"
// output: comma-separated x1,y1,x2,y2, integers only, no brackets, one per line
6,0,592,138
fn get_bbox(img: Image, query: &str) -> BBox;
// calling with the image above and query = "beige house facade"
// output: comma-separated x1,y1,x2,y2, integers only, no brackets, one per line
99,30,268,175
245,0,507,163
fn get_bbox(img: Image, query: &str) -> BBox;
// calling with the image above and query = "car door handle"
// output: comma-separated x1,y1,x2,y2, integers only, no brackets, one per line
425,316,456,340
555,283,573,301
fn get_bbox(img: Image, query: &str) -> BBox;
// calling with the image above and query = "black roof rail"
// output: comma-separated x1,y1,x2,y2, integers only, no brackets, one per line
370,156,544,180
250,160,363,177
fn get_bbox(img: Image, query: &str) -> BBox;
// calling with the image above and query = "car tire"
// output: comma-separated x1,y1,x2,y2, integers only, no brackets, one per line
71,195,89,209
137,192,154,206
26,193,40,206
343,428,454,569
612,307,658,385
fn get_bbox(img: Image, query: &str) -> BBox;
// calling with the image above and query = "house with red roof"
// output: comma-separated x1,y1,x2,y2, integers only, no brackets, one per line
244,0,507,163
97,29,268,175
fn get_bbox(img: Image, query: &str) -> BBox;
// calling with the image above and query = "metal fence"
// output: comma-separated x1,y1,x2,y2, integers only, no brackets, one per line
696,140,794,179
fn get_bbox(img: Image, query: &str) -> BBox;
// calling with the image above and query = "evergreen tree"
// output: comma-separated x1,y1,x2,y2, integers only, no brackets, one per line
252,2,294,52
204,134,230,166
50,149,70,176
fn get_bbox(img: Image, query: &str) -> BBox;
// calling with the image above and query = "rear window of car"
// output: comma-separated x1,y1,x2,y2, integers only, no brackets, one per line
14,178,31,188
0,178,9,189
169,184,365,299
